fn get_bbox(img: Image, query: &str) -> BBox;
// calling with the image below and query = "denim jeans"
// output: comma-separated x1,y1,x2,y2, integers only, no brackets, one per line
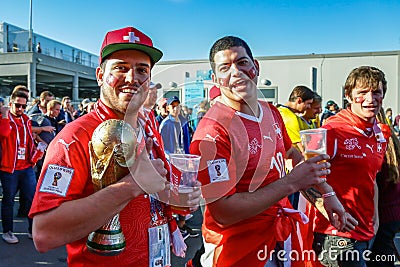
313,233,374,267
0,167,36,233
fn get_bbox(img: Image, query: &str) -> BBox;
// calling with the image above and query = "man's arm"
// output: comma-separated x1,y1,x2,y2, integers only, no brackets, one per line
207,154,330,227
0,106,11,137
33,138,167,252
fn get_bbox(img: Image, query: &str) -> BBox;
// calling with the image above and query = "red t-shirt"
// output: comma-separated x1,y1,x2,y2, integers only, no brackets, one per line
190,101,294,266
315,108,387,241
30,100,168,267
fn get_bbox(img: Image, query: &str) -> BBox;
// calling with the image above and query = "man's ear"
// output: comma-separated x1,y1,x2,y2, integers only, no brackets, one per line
212,73,218,85
345,95,352,103
96,67,104,87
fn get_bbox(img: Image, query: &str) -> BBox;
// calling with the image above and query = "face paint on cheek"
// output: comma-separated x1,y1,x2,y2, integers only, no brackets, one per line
243,66,257,80
105,73,120,88
218,72,231,87
354,96,364,103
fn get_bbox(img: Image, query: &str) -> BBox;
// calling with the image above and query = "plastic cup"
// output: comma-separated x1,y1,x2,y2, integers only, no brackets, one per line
299,128,327,160
169,154,201,215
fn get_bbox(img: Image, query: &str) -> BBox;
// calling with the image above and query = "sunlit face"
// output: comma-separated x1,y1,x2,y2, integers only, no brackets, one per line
41,95,54,108
167,101,181,118
348,83,384,123
48,104,61,118
10,97,27,117
303,101,322,120
96,50,151,118
298,98,313,113
212,46,259,104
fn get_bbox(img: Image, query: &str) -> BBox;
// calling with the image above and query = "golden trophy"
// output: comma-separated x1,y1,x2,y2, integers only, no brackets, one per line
87,119,138,255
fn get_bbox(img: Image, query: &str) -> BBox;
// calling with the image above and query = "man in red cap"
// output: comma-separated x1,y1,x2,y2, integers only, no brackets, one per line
30,26,201,267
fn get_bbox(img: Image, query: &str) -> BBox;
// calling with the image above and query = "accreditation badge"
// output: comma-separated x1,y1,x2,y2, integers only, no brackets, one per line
148,223,171,267
17,147,26,160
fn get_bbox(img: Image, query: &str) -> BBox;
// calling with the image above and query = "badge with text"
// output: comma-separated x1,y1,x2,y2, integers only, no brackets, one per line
39,164,74,196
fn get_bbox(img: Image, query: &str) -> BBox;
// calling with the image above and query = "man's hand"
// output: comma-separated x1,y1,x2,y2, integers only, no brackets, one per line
323,196,358,232
1,106,9,118
284,154,330,191
126,137,168,195
41,126,56,133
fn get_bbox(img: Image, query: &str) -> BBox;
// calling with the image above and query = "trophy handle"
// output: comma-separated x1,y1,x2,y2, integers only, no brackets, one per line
86,213,126,255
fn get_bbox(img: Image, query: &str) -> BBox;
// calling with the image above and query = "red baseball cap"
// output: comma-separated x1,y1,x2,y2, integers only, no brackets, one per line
100,26,163,64
209,86,221,100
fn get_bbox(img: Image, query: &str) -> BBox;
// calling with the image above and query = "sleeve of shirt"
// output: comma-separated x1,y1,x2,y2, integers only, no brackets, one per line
29,124,93,218
190,122,237,203
0,118,11,137
159,120,175,155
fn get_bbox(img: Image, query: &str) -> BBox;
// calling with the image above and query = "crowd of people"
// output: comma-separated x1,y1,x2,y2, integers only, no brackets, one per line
0,25,399,267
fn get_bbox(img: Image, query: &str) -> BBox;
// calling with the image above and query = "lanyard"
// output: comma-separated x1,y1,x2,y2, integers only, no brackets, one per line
10,114,27,147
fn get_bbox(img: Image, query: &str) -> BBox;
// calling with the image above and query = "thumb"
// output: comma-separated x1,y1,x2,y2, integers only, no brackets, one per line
145,137,153,154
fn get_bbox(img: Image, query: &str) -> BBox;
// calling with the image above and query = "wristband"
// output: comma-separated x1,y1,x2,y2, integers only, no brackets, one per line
322,191,336,198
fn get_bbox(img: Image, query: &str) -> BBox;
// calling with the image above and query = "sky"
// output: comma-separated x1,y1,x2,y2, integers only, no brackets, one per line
1,0,400,61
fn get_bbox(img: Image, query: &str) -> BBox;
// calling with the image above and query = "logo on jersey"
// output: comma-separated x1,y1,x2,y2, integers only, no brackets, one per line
366,144,374,153
205,134,219,143
58,139,76,151
263,133,273,142
39,164,73,196
273,123,282,140
344,138,361,150
207,159,230,183
248,138,262,154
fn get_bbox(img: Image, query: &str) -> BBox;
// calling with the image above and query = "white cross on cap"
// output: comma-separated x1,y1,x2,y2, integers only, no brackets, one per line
123,32,140,43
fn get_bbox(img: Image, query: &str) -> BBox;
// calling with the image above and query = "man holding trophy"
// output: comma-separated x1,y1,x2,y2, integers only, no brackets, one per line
29,26,201,267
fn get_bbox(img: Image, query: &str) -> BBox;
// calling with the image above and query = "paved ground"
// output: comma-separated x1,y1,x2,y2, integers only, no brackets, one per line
0,195,68,267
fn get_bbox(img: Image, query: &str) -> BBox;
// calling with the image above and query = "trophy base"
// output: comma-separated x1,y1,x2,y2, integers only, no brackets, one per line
86,229,126,256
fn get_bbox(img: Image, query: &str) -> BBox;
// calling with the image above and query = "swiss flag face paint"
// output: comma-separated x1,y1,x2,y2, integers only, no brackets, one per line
243,65,257,80
105,73,121,88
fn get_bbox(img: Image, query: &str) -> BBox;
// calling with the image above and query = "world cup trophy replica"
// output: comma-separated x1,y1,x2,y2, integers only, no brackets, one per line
87,119,138,255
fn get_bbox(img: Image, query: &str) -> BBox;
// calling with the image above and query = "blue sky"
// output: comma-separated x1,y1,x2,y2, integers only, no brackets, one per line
1,0,399,61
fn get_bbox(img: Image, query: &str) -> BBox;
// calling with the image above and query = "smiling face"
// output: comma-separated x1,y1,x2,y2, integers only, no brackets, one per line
212,46,259,105
96,50,151,118
348,83,384,123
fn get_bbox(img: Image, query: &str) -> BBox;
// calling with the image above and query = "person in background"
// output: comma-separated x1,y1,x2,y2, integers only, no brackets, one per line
27,90,54,116
143,81,162,130
299,93,322,129
57,96,75,126
385,107,393,125
31,100,62,180
368,108,400,267
278,85,314,152
0,90,37,244
156,98,169,127
320,100,338,125
0,97,4,108
30,26,201,267
159,96,191,155
313,66,388,267
78,98,93,117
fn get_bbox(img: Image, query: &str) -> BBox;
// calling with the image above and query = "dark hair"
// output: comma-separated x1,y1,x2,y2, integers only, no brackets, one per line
209,36,254,72
344,66,387,99
288,85,314,102
10,90,28,102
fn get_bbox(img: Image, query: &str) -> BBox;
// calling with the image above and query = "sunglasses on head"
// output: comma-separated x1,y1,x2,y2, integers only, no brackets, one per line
13,103,27,109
